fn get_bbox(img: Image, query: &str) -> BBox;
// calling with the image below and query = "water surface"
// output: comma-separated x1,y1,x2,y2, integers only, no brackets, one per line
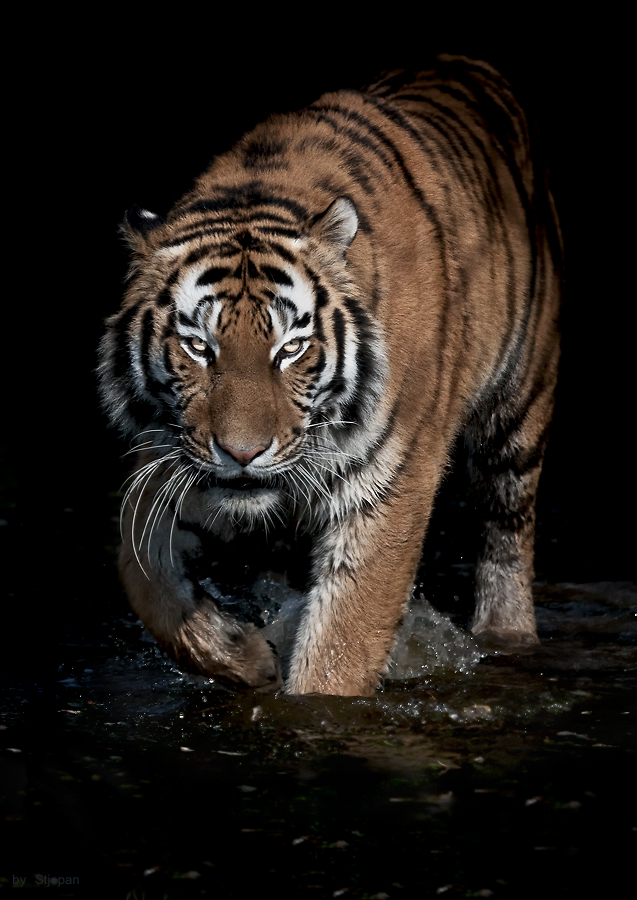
2,556,635,897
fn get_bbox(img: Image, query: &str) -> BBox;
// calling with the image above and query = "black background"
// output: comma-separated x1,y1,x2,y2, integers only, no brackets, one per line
5,18,634,620
2,22,635,897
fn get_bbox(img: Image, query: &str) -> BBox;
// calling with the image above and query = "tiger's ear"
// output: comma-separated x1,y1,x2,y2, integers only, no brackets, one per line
311,197,358,253
120,205,166,254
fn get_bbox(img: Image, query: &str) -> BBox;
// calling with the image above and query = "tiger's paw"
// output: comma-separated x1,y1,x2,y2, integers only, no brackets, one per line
173,607,283,691
230,627,283,692
471,626,540,652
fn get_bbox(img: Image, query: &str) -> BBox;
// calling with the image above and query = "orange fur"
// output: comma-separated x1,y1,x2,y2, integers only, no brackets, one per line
100,57,561,694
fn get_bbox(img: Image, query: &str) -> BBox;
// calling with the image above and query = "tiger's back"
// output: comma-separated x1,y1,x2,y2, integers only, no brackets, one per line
99,56,561,695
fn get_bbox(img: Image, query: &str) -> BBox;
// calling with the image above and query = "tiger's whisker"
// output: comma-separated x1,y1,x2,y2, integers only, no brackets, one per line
122,443,178,458
143,461,185,562
169,469,197,566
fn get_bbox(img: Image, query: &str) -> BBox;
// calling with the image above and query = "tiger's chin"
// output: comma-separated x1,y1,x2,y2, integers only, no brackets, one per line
203,482,287,540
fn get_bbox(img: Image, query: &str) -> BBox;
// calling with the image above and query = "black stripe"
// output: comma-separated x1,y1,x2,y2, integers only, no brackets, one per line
292,311,311,329
140,308,163,400
163,340,176,379
241,135,289,161
244,258,259,280
184,246,214,266
312,306,326,345
397,96,483,194
305,345,326,378
308,101,393,171
260,264,293,287
325,307,346,398
140,309,153,366
196,267,231,286
157,268,180,306
303,265,330,310
156,288,172,307
340,298,381,427
183,185,309,222
164,227,228,248
174,210,296,234
302,119,380,195
273,295,297,316
256,225,301,239
164,228,298,264
355,92,449,231
260,241,297,265
110,301,144,381
435,60,525,168
404,98,506,261
340,399,401,478
290,396,312,413
343,295,372,332
364,68,419,97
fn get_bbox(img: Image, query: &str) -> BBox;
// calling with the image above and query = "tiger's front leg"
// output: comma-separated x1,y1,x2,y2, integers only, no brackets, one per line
287,475,436,696
119,467,281,690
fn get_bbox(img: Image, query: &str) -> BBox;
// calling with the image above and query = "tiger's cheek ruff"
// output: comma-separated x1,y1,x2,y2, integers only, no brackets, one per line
100,56,561,695
98,299,178,438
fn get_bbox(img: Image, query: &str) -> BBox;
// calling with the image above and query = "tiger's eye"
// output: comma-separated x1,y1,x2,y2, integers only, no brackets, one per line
281,338,302,355
189,337,208,353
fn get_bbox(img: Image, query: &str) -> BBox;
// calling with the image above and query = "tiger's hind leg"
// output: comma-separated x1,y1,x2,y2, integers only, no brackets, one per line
466,363,558,644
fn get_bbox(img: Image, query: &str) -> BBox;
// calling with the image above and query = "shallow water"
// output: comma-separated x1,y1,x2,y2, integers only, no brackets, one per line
2,564,635,897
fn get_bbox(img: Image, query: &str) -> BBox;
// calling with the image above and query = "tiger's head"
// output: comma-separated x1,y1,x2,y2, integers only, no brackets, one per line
99,192,386,534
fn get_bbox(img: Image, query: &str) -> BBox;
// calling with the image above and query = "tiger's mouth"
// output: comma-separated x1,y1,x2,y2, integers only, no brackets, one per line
181,449,280,492
207,474,277,492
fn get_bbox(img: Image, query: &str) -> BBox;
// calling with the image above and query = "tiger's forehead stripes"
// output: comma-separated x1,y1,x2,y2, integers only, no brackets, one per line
214,297,275,339
166,233,320,355
169,210,301,239
160,185,311,251
178,187,310,224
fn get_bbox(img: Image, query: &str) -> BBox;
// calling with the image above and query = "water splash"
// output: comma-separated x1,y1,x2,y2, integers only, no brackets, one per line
389,594,481,679
257,576,306,671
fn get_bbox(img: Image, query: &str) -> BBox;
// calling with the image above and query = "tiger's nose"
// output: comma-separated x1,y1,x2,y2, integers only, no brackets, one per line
216,441,268,467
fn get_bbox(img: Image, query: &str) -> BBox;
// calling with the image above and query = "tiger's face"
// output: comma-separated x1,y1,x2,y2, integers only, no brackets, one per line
166,253,323,518
100,197,387,533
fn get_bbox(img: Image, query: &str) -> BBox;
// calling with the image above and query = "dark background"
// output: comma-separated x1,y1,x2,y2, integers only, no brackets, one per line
4,20,634,636
2,24,635,899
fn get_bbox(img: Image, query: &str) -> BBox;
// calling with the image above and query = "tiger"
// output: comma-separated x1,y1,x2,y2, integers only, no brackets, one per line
98,54,562,696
